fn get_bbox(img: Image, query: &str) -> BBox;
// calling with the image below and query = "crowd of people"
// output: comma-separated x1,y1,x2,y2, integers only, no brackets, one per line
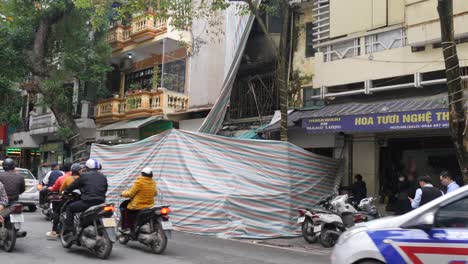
0,158,158,240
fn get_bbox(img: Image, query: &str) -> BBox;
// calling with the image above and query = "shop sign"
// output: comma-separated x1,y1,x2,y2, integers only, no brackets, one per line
0,124,7,145
40,142,64,152
303,109,450,133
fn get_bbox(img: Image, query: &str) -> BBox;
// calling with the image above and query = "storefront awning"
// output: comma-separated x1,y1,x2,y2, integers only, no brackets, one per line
301,94,451,134
97,116,163,131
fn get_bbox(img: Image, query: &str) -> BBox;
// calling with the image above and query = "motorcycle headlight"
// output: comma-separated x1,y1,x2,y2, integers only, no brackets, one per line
337,226,368,245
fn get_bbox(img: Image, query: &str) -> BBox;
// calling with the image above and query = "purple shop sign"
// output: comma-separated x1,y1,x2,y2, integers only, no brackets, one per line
302,109,450,133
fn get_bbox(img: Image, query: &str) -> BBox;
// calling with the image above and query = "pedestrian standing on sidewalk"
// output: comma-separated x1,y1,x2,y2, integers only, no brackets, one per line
351,174,367,205
409,175,443,209
440,171,460,194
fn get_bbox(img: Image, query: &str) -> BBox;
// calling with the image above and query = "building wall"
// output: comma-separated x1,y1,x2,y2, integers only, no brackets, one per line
179,118,205,132
187,11,227,108
313,0,468,88
352,135,379,197
288,128,336,148
292,6,314,88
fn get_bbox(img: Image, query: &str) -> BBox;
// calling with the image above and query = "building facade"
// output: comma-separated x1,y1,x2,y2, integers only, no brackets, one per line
299,0,468,201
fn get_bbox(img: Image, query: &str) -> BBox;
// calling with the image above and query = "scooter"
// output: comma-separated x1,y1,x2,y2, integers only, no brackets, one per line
358,197,381,220
0,203,27,252
297,194,334,244
117,200,173,254
319,194,360,248
59,197,117,259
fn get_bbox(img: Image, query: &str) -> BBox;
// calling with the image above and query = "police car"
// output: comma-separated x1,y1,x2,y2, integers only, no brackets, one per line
331,185,468,264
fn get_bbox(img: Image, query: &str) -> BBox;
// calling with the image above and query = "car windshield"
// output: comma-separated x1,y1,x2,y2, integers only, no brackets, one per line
0,169,36,180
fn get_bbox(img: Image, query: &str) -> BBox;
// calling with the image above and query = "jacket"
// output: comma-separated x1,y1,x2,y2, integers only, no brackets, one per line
43,170,64,187
65,170,108,202
122,176,157,210
0,182,8,207
49,171,72,192
0,171,26,202
60,175,79,193
420,186,443,206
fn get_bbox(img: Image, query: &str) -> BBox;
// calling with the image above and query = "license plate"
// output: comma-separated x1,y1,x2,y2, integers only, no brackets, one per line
161,221,173,230
297,217,305,223
102,218,116,227
313,225,322,233
10,214,24,223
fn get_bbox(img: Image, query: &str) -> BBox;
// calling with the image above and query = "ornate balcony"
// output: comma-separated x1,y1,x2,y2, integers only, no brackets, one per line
96,89,189,124
106,14,167,51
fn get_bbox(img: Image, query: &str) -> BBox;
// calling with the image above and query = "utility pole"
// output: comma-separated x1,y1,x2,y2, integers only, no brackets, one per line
437,0,468,185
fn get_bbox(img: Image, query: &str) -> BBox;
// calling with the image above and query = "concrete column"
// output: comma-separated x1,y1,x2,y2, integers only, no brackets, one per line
352,134,378,197
81,100,90,119
120,72,126,98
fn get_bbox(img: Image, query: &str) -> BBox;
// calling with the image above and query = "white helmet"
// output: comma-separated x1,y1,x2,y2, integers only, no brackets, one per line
141,167,153,176
85,159,100,170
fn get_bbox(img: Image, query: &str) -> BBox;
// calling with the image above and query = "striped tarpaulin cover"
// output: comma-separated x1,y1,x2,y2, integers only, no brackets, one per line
91,129,339,238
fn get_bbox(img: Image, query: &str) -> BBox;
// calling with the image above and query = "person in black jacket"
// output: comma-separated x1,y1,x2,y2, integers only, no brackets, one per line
0,158,26,203
351,174,367,204
63,159,108,233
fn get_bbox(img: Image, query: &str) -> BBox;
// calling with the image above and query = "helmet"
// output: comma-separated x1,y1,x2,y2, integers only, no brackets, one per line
71,163,82,173
141,167,153,177
85,159,100,170
2,158,15,171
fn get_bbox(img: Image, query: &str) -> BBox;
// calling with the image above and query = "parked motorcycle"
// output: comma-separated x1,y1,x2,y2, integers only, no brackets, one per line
297,194,334,243
358,197,380,220
59,198,117,259
319,194,359,248
0,203,27,252
117,202,173,254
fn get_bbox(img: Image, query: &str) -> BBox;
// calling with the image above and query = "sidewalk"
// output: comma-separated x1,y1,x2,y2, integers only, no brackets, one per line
234,237,332,255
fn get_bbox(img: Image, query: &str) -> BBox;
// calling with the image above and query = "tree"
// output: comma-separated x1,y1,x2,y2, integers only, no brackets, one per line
437,0,468,185
0,0,220,162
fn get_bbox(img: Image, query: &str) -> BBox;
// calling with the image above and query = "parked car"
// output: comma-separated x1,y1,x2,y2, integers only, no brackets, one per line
0,167,39,212
331,185,468,264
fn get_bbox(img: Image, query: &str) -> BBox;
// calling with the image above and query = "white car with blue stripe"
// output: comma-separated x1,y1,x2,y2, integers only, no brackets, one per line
331,185,468,264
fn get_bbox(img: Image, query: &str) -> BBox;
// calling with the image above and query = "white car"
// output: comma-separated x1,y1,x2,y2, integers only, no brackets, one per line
0,168,40,212
331,185,468,264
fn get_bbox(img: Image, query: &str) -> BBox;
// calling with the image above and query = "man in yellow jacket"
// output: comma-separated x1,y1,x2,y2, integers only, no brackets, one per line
120,167,157,233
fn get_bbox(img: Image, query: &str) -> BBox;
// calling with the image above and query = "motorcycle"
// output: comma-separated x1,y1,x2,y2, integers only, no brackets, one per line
320,194,370,248
297,194,334,244
59,198,117,259
42,191,61,221
358,197,381,220
117,201,173,254
0,203,27,252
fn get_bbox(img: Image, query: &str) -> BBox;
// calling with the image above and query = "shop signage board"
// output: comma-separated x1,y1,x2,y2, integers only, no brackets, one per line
302,109,450,133
0,124,7,145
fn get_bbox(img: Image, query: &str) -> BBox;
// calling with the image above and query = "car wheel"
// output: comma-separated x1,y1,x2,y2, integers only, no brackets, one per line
28,205,37,212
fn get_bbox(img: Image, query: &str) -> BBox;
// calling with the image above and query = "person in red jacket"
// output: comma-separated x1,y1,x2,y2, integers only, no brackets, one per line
48,163,72,193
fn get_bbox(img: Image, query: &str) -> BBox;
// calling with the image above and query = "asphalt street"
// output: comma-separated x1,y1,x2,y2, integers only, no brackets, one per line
0,211,331,264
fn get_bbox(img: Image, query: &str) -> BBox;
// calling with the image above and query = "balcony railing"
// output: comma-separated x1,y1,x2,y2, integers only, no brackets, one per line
96,90,189,123
106,15,167,50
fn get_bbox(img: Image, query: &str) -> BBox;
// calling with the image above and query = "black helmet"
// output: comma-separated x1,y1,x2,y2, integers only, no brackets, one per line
3,158,15,171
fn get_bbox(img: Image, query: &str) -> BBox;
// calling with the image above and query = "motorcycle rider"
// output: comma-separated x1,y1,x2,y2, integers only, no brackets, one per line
46,163,83,240
0,158,26,203
120,167,157,234
48,162,72,193
39,162,64,206
63,159,108,235
0,182,8,223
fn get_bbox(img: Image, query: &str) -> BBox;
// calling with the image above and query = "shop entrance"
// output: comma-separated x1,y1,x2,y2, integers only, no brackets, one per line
379,136,460,213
